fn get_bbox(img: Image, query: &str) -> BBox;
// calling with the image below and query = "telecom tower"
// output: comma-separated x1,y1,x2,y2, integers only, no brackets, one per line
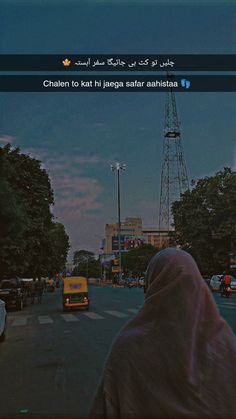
159,76,189,232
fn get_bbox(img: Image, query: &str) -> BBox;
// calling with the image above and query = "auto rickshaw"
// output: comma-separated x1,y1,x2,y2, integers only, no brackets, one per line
62,276,89,311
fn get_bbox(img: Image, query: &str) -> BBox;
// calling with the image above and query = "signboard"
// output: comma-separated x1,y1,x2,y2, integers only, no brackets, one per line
69,283,81,290
112,236,125,251
123,236,145,250
112,236,145,251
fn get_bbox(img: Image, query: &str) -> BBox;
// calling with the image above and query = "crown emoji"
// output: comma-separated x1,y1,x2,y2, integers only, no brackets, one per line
62,58,71,67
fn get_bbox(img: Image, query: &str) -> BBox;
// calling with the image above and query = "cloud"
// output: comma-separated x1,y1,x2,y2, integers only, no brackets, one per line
0,135,15,144
53,175,103,220
138,199,159,227
233,148,236,171
23,147,49,161
40,151,105,221
3,143,105,251
92,122,108,129
45,154,103,174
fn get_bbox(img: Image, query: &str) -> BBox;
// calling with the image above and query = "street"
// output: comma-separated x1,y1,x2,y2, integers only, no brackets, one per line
0,285,235,419
0,285,143,419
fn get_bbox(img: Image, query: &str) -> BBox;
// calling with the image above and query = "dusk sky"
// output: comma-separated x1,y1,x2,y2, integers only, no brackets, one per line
0,0,236,257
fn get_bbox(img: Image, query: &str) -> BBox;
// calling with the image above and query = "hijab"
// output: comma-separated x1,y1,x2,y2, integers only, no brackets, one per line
89,248,236,419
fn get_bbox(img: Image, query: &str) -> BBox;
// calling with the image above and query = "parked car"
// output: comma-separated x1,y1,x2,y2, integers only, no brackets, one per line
0,299,7,342
0,278,25,310
202,276,211,287
230,277,236,291
209,275,223,292
125,277,138,288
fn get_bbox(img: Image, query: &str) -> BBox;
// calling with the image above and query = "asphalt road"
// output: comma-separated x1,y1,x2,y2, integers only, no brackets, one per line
0,285,235,419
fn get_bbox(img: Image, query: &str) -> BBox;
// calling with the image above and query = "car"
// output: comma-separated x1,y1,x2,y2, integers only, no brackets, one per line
202,276,211,287
0,277,25,310
138,277,145,287
0,299,7,342
209,275,223,292
230,277,236,291
126,278,138,288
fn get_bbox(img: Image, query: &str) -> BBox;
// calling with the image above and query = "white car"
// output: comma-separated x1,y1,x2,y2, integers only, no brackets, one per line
0,299,7,342
230,277,236,291
209,275,223,292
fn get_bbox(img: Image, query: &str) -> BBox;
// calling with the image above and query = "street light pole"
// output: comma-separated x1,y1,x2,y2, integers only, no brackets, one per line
111,162,126,283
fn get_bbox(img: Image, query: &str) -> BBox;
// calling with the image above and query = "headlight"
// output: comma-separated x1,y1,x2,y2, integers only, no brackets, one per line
66,298,70,303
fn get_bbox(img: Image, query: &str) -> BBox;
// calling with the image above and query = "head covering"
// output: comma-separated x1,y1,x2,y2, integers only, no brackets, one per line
89,248,236,419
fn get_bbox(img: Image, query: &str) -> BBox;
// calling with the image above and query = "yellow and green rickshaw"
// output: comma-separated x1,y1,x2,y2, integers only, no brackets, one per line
62,276,89,311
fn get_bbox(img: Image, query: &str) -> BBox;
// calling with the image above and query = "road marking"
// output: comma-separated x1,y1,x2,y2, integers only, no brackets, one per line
61,314,79,322
38,315,53,324
104,310,129,318
11,316,28,326
8,308,141,327
83,312,105,319
126,309,139,314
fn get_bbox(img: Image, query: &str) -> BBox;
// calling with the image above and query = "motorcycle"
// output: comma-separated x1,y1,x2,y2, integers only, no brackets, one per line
220,284,231,298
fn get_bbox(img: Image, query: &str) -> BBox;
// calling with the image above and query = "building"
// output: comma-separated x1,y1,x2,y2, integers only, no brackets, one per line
104,217,171,253
142,227,170,248
104,217,143,253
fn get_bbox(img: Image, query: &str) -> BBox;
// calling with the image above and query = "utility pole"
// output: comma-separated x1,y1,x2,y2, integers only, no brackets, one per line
86,256,88,278
111,162,126,283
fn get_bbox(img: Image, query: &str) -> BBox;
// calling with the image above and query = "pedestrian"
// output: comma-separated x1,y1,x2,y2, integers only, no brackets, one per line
113,274,118,286
220,272,231,292
43,278,47,294
89,248,236,419
36,278,44,304
30,279,36,304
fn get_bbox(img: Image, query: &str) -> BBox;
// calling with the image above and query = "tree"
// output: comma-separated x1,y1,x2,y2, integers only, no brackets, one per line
73,250,101,278
0,152,28,276
0,144,70,277
172,167,236,274
121,244,158,276
47,222,70,277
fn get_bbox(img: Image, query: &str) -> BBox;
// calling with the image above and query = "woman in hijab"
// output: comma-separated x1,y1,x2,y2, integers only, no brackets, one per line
89,248,236,419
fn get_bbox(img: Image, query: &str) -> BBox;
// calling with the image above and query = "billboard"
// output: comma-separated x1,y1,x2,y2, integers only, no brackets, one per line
123,236,145,250
112,236,145,251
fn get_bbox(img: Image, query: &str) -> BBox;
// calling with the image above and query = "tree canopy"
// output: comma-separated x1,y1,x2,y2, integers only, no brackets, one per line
121,244,158,275
172,167,236,274
73,250,101,278
0,144,70,278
